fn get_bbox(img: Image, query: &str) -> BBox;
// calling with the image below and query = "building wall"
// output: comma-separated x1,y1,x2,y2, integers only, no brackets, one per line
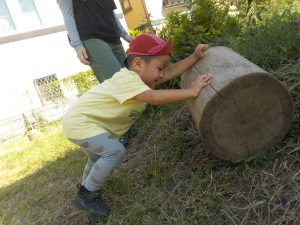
144,0,164,21
121,0,172,32
144,0,167,31
0,0,63,36
0,31,88,119
0,0,129,121
120,0,149,30
0,0,86,120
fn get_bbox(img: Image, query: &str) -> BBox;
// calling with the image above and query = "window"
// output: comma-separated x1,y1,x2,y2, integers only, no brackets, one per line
120,0,132,14
0,0,15,33
34,75,64,105
18,0,42,28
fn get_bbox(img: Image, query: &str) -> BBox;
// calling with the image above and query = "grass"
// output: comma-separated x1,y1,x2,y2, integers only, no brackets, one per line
0,98,299,224
0,122,87,224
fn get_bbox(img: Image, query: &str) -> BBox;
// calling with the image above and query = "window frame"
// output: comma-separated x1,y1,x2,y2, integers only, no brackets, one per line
33,74,64,106
119,0,132,14
17,0,42,27
0,0,16,33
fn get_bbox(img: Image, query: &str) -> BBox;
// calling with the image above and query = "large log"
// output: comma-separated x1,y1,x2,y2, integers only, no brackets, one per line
181,46,293,161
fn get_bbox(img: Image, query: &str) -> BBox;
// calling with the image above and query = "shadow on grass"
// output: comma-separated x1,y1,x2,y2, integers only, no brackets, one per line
0,148,97,225
0,102,299,225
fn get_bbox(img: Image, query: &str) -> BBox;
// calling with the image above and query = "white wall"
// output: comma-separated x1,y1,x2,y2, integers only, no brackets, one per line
144,0,165,21
0,31,89,120
0,0,129,121
2,0,63,36
34,0,64,27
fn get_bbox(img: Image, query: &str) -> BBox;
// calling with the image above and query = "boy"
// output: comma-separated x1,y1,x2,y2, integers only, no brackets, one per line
62,34,212,219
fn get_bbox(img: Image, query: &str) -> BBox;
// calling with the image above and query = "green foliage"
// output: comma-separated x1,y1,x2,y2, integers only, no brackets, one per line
128,29,143,37
38,79,65,104
22,113,33,131
159,0,242,61
159,0,299,59
63,70,98,96
22,110,47,133
158,0,299,89
216,0,299,26
229,14,300,70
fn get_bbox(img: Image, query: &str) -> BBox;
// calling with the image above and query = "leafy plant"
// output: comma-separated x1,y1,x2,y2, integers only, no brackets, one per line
63,70,98,96
229,13,300,70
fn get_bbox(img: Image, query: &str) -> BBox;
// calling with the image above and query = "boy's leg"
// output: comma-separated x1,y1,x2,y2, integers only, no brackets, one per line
83,39,124,82
72,133,126,191
82,155,99,183
81,133,126,191
69,133,125,218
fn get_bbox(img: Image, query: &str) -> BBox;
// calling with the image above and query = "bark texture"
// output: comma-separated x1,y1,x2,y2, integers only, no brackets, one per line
181,46,293,161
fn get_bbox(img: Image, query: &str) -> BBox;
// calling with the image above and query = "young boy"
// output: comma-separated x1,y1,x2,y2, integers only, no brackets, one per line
62,34,212,219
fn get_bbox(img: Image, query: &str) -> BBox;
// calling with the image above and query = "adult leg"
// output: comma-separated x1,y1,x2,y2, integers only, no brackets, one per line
83,39,123,82
110,42,126,67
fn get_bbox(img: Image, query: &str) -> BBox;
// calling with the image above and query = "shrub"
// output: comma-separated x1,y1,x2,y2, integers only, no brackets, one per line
63,70,98,96
158,0,299,88
229,13,300,70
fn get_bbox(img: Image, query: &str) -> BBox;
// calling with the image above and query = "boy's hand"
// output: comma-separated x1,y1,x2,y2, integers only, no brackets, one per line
190,73,213,97
193,44,209,59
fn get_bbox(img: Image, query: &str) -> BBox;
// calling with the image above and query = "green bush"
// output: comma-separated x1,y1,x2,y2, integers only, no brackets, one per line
63,70,98,96
159,0,242,60
159,0,299,59
229,13,300,70
158,0,299,88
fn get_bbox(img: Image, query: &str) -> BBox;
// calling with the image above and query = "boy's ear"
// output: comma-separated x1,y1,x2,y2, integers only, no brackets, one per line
131,57,144,70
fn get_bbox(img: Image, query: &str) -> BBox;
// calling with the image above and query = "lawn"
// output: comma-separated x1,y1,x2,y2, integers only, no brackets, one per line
0,99,299,224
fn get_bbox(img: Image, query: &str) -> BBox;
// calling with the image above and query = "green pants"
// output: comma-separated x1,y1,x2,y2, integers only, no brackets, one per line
83,39,126,82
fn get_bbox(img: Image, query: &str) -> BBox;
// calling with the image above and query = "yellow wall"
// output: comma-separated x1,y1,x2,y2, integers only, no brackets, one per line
120,0,149,30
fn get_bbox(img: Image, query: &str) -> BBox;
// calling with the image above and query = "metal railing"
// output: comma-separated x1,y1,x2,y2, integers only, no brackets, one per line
0,95,78,143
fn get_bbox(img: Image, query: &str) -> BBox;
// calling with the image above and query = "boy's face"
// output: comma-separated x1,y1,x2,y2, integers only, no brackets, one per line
133,55,170,89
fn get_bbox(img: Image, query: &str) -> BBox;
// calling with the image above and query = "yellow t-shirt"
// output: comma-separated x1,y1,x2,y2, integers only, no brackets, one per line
62,68,151,140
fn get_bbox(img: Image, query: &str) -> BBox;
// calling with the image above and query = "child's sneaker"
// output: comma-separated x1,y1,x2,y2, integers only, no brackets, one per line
119,137,129,147
76,184,111,218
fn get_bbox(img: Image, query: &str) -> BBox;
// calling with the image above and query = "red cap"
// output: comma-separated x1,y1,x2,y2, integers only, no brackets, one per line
128,34,172,56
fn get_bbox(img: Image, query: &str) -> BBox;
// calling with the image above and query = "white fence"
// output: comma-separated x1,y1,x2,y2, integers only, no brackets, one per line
0,96,78,142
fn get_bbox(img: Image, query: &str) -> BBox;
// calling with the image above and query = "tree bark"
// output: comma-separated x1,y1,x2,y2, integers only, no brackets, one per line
181,46,293,161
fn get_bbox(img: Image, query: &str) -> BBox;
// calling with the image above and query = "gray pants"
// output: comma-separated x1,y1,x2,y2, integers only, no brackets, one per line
69,133,126,192
83,39,126,82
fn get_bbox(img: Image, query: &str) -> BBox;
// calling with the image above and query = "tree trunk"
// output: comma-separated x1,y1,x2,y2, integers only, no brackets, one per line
181,46,293,161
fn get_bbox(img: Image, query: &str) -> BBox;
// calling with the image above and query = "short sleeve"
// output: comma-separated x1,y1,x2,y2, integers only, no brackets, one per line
104,70,151,104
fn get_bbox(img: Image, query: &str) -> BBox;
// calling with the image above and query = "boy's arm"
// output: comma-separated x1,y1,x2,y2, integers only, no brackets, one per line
134,74,212,105
158,44,208,84
135,89,194,105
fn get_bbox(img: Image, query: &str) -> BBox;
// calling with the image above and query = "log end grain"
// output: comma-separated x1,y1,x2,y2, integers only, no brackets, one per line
200,73,293,161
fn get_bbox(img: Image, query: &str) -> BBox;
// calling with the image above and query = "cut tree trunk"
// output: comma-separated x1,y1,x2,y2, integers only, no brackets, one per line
181,46,293,161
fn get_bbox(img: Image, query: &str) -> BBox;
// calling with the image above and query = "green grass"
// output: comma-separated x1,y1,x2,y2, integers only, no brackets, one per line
0,123,88,224
0,99,299,224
